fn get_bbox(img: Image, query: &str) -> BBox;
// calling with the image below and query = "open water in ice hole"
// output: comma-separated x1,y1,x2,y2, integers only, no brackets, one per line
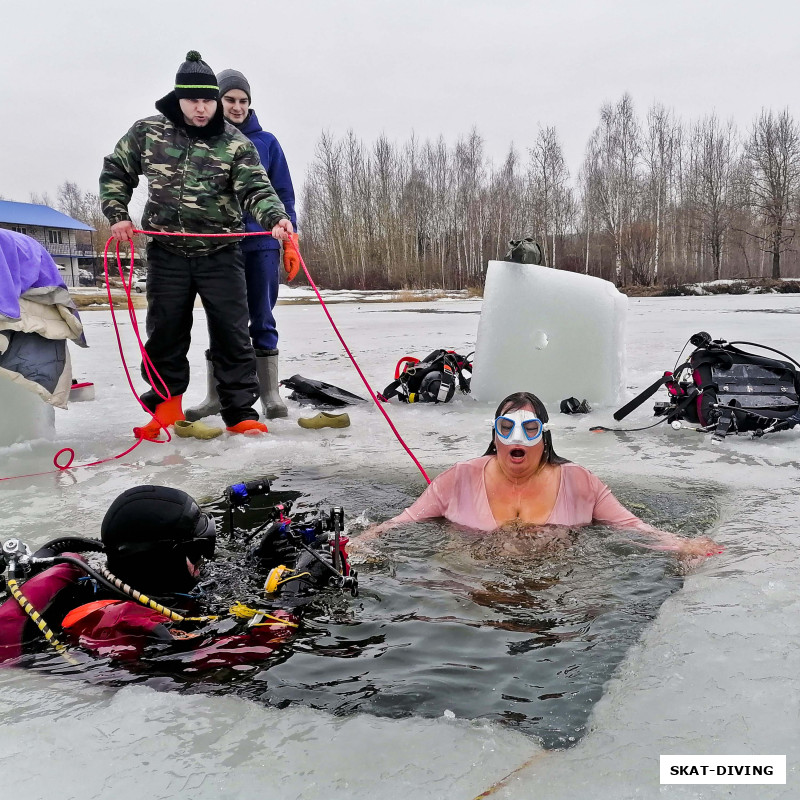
8,473,719,751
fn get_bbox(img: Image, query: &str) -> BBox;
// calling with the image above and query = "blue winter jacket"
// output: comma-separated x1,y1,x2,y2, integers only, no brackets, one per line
237,110,297,252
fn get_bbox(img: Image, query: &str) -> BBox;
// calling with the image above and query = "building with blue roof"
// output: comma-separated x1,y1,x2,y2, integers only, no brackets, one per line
0,200,95,287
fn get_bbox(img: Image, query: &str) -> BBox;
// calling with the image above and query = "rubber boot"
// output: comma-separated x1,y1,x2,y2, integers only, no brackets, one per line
255,349,288,419
133,395,184,441
227,420,268,435
185,351,221,422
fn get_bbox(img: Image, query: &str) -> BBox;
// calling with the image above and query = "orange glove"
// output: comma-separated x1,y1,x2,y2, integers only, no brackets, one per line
283,234,300,281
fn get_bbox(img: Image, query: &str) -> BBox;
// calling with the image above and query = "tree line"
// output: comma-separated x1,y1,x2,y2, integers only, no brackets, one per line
301,95,800,289
16,93,800,290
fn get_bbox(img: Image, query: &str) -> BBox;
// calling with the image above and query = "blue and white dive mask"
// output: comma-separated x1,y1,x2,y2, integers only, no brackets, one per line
494,410,547,447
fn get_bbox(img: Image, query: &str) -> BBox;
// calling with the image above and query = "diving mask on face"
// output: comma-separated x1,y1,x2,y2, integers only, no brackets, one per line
494,410,547,446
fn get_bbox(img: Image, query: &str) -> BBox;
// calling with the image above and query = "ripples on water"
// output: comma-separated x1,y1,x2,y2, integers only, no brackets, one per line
2,477,718,750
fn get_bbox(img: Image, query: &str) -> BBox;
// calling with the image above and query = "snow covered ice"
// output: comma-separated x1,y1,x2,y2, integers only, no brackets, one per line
0,288,798,799
471,261,628,407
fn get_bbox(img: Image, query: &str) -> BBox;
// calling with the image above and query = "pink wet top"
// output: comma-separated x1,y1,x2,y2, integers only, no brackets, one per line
389,456,654,532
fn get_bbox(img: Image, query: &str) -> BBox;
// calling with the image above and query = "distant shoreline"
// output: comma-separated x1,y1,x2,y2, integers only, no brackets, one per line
621,278,800,297
69,278,800,311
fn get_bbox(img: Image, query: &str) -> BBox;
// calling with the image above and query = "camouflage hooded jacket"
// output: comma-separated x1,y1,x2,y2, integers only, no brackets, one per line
99,93,288,255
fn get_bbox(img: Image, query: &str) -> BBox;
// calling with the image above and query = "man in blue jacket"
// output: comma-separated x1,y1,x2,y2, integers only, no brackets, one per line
186,69,298,421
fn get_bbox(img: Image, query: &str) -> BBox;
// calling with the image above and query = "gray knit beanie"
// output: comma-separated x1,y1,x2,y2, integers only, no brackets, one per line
217,69,252,102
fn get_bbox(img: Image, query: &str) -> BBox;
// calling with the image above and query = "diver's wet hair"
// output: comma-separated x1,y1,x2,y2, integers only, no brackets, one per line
484,391,568,465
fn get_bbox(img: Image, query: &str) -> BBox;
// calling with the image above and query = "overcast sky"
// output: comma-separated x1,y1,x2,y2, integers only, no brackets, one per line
2,0,799,214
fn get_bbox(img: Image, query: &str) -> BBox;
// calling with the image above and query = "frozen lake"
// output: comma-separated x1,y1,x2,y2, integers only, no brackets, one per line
0,289,798,799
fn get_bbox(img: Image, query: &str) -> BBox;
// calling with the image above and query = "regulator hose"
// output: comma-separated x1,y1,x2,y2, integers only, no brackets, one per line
33,536,105,559
97,566,295,628
97,565,215,624
46,555,129,599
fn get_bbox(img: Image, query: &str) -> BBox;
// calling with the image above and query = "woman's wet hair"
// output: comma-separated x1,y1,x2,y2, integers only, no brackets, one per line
484,391,568,465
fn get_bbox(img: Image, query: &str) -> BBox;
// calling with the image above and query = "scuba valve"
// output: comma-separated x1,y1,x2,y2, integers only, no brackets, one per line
0,537,101,666
1,537,132,600
2,539,32,582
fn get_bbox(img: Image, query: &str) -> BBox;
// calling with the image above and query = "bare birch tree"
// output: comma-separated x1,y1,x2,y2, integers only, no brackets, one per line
744,109,800,280
528,127,571,267
692,115,738,280
582,94,641,284
643,104,680,284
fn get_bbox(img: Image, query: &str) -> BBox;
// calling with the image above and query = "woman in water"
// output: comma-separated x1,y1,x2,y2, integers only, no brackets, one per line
353,391,720,559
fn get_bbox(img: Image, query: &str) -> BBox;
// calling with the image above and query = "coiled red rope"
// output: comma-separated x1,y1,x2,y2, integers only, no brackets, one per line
1,229,430,485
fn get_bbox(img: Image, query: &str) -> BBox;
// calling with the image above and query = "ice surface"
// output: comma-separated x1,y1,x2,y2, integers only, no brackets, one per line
0,374,55,447
471,261,628,407
0,679,533,800
0,292,799,799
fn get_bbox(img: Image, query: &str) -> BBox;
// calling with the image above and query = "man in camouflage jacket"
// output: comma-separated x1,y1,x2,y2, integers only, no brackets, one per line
99,51,292,439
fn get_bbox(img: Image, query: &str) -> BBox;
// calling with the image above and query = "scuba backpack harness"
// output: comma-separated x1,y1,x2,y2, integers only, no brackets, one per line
597,332,800,442
380,349,474,404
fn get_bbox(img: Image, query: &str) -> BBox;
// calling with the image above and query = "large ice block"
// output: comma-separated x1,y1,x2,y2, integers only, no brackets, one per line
471,262,627,407
0,375,55,447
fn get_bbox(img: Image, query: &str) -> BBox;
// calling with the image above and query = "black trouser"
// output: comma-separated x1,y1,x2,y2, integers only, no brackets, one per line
140,242,259,426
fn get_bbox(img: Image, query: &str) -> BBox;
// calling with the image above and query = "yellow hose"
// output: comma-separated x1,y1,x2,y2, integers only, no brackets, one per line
7,579,80,666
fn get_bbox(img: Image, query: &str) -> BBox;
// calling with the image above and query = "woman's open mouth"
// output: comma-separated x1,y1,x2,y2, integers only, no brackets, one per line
510,448,526,461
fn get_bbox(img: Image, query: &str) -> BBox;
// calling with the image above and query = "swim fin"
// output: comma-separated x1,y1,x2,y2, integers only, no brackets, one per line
280,374,367,407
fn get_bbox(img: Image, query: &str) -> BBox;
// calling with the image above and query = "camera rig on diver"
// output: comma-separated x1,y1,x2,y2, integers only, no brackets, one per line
223,478,359,606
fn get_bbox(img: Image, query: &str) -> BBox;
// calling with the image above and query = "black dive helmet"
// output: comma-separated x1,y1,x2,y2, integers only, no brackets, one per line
101,486,216,594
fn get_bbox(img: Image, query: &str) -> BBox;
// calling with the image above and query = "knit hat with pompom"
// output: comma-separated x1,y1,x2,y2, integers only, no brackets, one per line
174,50,218,99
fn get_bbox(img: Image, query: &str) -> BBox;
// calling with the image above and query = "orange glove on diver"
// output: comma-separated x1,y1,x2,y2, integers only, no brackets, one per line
283,234,301,282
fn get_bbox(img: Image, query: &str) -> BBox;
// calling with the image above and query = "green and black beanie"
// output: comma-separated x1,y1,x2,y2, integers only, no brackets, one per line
174,50,218,100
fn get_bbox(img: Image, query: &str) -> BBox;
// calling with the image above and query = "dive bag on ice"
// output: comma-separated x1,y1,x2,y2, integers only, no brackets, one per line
380,349,473,404
504,238,545,265
613,332,800,440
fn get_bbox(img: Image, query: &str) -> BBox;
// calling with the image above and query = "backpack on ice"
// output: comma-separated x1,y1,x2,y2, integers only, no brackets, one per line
380,349,473,404
612,332,800,440
504,238,545,265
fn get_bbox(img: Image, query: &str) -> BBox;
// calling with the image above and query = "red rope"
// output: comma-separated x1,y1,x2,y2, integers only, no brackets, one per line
280,236,431,484
103,237,173,422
